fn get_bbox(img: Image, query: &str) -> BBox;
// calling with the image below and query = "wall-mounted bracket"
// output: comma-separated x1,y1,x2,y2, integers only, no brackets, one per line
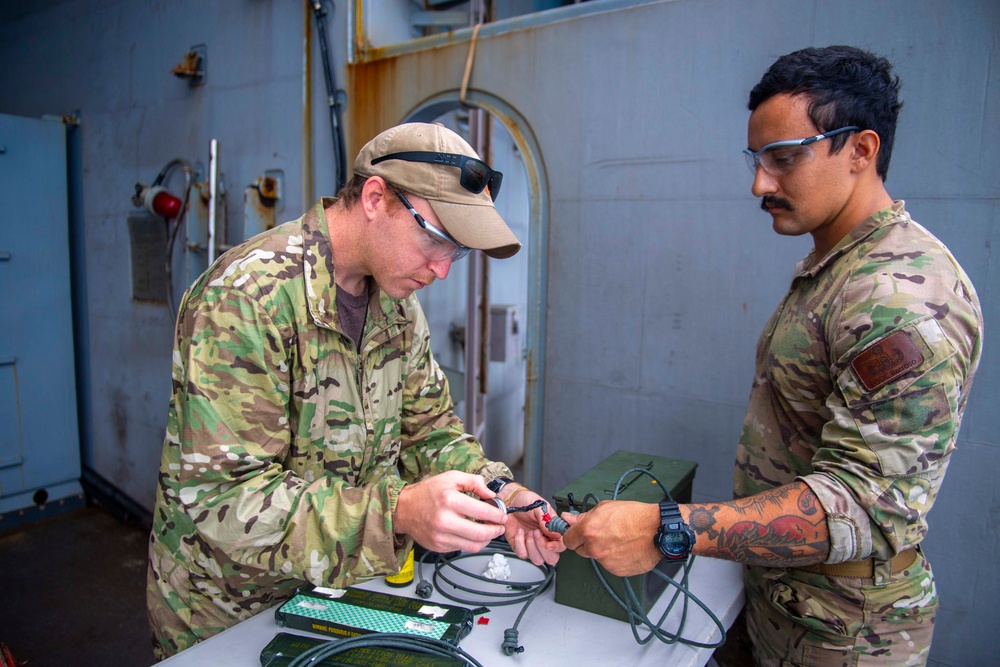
243,170,284,239
172,44,207,87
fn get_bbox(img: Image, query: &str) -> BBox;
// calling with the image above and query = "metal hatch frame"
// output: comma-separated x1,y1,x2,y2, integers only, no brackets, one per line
402,91,549,491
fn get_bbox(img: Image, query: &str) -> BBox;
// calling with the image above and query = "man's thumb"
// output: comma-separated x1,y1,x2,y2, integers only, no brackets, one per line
561,511,581,525
456,471,492,499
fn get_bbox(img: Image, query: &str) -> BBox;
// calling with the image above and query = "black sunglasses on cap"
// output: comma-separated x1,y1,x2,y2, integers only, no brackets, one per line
371,151,503,201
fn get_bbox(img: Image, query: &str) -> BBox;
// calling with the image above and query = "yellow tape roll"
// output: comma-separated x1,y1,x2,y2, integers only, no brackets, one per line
385,548,415,587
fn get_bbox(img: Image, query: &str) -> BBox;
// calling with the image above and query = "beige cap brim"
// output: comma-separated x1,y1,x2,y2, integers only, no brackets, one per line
426,198,522,259
354,122,522,259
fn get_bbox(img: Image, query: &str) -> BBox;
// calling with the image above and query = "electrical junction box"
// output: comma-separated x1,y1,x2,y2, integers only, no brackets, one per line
551,449,697,623
488,304,520,363
126,209,169,303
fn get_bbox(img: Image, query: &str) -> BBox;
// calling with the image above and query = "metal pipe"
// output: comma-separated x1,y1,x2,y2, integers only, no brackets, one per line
208,138,219,265
303,2,314,208
66,111,94,471
311,0,347,192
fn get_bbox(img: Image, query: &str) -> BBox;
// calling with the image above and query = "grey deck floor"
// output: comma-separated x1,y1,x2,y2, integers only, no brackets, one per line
0,503,153,666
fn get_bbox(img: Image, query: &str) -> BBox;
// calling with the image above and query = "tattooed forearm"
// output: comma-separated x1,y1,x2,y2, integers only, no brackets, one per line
731,484,795,517
684,481,829,567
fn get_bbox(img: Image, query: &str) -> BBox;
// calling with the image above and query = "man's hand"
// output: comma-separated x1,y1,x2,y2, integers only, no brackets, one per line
394,471,507,553
561,500,661,577
497,485,564,566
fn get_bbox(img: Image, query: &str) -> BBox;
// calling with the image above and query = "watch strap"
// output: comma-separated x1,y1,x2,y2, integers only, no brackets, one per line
660,500,683,525
655,500,693,560
487,476,514,494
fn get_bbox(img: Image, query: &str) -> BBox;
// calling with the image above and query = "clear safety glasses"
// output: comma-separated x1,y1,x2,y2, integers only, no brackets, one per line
743,126,861,175
394,190,471,263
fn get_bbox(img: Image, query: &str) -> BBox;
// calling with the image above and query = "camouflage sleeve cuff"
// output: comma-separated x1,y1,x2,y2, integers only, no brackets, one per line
386,475,414,556
386,474,408,531
478,462,515,487
799,472,873,563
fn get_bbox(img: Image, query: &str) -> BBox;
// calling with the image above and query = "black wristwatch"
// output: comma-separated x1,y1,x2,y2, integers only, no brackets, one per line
487,476,515,495
654,501,695,560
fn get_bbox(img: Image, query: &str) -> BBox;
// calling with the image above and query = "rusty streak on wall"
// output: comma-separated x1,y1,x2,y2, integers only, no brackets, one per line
346,57,402,160
345,35,489,164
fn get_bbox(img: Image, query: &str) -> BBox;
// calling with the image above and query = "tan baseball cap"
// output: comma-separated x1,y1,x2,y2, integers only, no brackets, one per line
353,122,522,259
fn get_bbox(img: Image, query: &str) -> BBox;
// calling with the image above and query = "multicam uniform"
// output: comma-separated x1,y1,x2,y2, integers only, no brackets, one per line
734,201,983,666
146,198,512,659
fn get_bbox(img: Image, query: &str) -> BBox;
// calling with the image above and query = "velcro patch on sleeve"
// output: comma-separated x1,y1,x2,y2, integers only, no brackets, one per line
850,330,925,392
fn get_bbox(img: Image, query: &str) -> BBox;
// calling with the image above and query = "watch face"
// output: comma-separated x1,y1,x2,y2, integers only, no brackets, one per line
662,533,686,546
662,532,688,554
657,523,692,558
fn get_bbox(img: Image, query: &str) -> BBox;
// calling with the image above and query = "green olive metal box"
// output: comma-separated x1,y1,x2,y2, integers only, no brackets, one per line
551,449,697,622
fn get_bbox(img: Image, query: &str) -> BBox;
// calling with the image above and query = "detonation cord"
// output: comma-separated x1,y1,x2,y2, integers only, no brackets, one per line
416,540,555,657
549,466,727,649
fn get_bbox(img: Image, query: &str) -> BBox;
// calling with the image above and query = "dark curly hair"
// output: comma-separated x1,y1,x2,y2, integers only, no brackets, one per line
748,45,903,181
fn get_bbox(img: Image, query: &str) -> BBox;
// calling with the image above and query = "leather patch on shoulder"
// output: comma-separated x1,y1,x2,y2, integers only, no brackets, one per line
850,330,924,392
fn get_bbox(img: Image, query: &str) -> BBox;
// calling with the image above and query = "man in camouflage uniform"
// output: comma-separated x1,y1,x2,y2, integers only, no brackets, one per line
560,46,982,666
146,123,563,659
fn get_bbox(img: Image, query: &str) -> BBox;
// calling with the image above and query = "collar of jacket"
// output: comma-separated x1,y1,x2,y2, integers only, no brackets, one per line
794,200,908,279
303,197,410,336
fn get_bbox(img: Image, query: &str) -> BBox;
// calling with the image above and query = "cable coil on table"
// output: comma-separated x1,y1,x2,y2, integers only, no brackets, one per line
285,632,484,667
582,466,727,649
287,467,725,664
418,541,555,656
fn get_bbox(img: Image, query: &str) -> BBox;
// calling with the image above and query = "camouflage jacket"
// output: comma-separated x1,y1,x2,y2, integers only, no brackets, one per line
735,201,983,564
147,198,511,651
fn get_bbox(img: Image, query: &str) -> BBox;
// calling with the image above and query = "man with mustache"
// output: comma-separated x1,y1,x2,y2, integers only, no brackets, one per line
561,46,983,666
146,122,562,660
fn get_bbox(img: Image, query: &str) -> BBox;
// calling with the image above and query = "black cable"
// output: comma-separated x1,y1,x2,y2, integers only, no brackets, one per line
285,632,484,667
164,175,193,313
151,158,186,187
136,159,191,312
505,499,547,513
566,467,727,649
310,0,347,192
417,540,555,656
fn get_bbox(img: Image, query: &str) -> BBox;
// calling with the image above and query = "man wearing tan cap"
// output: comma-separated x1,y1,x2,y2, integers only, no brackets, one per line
146,122,561,659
